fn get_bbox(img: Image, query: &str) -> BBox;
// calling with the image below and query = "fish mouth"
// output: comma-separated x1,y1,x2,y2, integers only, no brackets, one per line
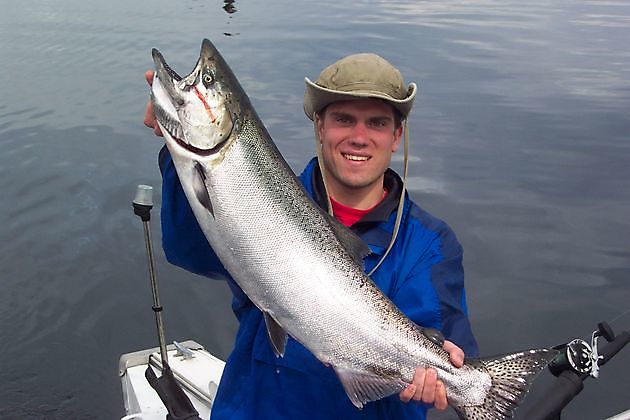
152,39,219,103
151,40,235,156
151,84,234,156
172,128,231,156
152,48,183,101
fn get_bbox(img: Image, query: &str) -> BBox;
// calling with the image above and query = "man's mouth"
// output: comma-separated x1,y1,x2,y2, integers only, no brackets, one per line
342,153,370,162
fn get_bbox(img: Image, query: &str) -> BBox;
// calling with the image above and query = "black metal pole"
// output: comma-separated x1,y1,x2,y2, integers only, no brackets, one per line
133,184,169,368
132,184,201,419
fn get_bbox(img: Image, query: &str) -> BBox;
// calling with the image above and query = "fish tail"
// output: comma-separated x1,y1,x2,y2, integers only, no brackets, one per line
454,348,556,419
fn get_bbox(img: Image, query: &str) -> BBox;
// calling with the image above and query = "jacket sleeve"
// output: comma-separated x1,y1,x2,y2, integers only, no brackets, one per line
393,220,479,357
428,225,478,357
158,145,229,279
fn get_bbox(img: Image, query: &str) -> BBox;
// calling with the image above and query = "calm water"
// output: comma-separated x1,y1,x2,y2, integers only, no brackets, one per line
1,0,629,418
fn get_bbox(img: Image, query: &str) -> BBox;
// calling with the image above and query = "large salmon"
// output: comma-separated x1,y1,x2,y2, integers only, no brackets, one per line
150,39,555,419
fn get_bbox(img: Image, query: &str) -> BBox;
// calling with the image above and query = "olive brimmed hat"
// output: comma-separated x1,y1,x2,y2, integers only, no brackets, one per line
304,53,417,120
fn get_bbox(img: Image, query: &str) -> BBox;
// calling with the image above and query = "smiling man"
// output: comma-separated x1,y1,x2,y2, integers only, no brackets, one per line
144,52,478,419
317,98,401,209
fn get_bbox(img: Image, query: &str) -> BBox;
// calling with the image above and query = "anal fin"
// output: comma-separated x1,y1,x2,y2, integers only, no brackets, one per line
263,312,288,358
334,366,407,409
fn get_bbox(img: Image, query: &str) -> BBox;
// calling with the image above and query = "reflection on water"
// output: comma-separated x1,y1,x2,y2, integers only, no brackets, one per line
223,0,237,15
1,0,629,418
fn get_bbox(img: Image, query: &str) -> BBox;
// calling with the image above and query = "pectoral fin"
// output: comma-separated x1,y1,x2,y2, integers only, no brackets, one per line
326,214,371,265
192,161,214,217
263,312,288,358
333,366,407,409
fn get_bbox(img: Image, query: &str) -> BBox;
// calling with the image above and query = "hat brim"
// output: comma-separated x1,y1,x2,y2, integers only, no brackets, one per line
303,77,417,121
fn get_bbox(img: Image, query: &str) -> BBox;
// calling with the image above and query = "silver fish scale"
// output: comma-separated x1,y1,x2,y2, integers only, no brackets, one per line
176,115,492,408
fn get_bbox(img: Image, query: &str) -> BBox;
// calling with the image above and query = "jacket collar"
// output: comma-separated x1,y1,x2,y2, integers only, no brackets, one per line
304,158,403,243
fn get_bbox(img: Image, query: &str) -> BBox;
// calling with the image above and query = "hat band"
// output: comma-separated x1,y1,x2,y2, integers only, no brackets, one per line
319,81,405,100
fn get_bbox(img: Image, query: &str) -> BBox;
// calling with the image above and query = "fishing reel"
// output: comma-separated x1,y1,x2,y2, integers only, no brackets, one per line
524,321,629,419
548,322,615,378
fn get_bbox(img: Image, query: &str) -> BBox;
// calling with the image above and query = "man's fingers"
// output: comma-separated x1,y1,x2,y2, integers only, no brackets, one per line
420,368,437,403
143,100,163,136
400,367,450,409
443,340,464,368
399,384,416,403
145,70,155,86
411,367,426,402
143,101,155,128
143,71,163,137
433,381,448,410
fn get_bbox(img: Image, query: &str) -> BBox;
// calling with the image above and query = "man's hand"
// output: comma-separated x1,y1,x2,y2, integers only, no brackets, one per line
399,340,464,410
143,70,163,137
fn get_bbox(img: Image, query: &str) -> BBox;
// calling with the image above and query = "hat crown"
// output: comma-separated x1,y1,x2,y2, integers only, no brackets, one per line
303,53,417,120
316,53,407,100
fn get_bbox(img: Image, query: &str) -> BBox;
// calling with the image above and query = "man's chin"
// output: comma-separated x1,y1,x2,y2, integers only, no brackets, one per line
337,176,380,191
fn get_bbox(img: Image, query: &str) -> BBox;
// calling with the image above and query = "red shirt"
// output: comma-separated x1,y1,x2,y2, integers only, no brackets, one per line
330,190,388,227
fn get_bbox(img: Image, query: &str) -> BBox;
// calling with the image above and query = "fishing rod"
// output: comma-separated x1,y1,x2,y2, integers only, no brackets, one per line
132,184,201,420
523,321,630,420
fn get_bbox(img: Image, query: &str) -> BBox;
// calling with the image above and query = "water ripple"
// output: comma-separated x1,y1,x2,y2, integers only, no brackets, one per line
1,0,629,418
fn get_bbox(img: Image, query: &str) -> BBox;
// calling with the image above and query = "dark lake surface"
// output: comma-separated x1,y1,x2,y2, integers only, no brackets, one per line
1,0,629,418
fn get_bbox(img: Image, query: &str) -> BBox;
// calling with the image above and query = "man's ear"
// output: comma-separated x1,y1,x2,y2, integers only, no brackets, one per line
315,113,325,143
392,125,403,152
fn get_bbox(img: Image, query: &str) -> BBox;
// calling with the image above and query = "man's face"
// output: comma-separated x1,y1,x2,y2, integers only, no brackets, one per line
317,98,403,200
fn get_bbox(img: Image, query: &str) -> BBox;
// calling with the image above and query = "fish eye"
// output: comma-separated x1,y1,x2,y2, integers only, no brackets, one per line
202,71,214,87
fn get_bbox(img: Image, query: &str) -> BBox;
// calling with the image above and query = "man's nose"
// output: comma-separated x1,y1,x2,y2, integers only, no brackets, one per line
349,123,369,145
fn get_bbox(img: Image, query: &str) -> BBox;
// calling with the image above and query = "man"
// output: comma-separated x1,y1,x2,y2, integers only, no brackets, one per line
143,52,477,419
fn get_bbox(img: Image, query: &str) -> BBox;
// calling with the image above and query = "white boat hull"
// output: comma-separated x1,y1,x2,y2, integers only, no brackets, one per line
119,340,225,420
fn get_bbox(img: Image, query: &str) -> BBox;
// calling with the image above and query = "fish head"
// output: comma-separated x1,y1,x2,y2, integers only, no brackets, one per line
151,39,244,156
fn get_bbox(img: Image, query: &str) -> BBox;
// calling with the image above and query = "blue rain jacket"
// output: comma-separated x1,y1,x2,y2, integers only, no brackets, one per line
159,147,478,420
